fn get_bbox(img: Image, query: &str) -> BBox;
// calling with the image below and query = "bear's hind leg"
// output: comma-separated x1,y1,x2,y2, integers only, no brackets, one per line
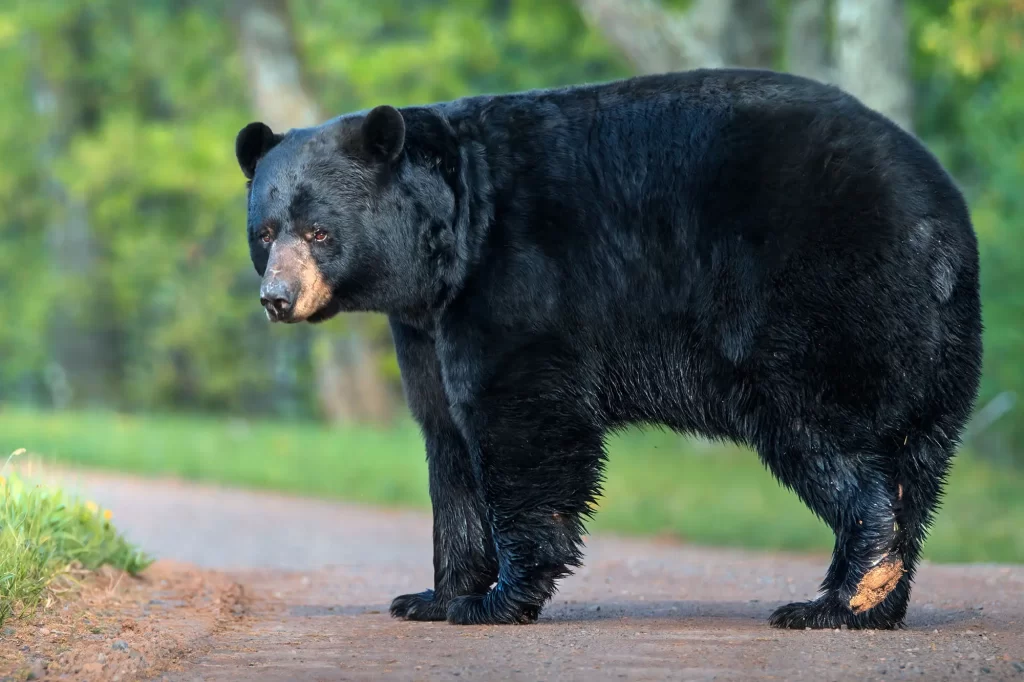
762,435,943,629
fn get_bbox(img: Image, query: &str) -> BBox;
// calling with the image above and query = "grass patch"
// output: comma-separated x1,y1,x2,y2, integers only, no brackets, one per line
0,449,152,626
0,408,1021,564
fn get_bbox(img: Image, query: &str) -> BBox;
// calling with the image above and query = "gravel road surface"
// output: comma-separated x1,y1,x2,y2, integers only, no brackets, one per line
59,471,1024,681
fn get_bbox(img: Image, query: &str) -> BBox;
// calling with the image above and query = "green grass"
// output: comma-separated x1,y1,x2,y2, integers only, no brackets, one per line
0,408,1021,564
0,449,152,626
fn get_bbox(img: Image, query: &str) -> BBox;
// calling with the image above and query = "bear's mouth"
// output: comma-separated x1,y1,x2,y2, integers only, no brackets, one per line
262,295,337,324
304,298,342,324
264,307,301,324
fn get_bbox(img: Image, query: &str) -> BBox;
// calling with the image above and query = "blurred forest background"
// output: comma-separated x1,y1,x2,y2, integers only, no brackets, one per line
1,0,1022,561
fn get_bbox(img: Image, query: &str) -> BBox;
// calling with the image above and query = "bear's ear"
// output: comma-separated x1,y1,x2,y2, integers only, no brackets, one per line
361,105,405,163
236,122,282,180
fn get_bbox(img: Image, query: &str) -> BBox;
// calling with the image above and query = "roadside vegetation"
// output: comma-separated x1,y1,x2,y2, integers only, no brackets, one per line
1,409,1020,564
0,448,152,627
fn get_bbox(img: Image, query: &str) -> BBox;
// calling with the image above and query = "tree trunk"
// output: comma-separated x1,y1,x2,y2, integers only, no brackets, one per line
722,0,778,68
573,0,778,74
578,0,912,132
233,0,396,425
236,0,319,130
787,0,833,82
835,0,913,130
313,333,396,425
34,14,118,409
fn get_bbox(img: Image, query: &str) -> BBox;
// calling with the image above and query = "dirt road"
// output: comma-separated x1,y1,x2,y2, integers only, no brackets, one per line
57,472,1024,681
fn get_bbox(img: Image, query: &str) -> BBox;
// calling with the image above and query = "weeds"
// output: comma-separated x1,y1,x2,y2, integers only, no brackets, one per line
0,449,152,626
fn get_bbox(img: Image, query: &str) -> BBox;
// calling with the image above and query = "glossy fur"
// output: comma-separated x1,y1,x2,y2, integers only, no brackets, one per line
235,69,982,629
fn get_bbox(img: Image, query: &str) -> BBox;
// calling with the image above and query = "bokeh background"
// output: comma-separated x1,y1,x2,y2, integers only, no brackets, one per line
1,0,1021,563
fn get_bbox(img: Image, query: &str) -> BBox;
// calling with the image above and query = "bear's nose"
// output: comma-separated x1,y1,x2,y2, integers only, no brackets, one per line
259,279,295,320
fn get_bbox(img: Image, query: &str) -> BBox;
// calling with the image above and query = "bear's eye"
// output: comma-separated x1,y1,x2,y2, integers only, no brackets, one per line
312,227,328,242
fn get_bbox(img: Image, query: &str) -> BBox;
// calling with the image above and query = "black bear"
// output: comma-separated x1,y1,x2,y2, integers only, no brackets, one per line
235,68,982,630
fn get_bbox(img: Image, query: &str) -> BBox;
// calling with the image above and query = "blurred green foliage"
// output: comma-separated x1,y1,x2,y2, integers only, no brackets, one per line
915,0,1024,459
0,1,1021,460
0,0,625,417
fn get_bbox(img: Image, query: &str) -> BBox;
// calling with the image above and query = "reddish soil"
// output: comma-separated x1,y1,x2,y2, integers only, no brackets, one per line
0,561,242,681
5,471,1023,681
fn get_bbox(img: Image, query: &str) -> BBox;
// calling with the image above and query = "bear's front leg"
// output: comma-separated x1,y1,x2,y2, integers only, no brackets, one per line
441,339,605,625
389,425,498,620
388,321,498,621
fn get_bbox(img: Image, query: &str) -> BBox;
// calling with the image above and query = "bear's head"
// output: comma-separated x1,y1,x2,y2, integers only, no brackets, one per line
235,105,459,324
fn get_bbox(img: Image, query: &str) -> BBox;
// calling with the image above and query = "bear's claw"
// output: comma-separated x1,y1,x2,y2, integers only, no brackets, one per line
390,590,448,621
769,597,905,630
446,592,540,625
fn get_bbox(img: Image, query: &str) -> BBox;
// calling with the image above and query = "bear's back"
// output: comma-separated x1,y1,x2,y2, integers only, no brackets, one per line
442,68,941,267
442,69,964,305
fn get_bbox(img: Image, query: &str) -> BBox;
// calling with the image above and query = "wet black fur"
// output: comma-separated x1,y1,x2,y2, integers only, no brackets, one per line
236,69,983,629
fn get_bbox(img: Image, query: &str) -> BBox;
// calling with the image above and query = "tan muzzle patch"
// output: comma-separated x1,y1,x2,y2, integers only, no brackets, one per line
265,239,333,321
849,558,905,614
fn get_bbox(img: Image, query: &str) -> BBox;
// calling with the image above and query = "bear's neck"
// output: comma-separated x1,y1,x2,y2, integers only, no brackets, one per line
392,105,495,325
